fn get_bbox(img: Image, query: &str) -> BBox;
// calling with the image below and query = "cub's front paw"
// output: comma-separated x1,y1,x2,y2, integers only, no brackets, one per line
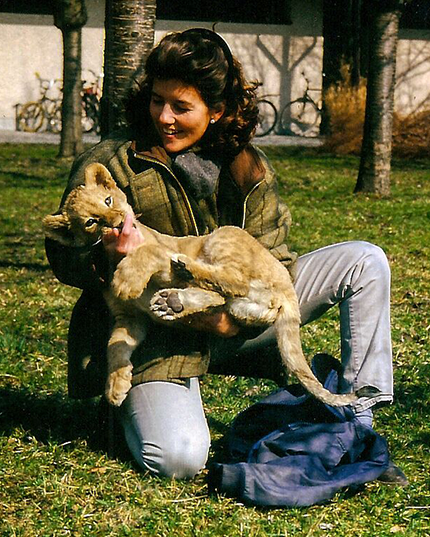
150,289,184,321
112,259,146,300
171,254,194,282
105,365,133,406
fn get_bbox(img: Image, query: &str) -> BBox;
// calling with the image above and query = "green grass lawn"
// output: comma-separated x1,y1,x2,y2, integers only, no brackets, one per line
0,143,429,536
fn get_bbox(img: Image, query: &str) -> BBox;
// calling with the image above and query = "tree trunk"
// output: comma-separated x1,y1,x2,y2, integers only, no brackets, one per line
59,28,84,157
101,0,157,137
355,0,403,196
54,0,87,158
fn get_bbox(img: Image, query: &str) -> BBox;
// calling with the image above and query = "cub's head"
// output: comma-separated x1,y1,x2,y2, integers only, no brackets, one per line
43,163,133,247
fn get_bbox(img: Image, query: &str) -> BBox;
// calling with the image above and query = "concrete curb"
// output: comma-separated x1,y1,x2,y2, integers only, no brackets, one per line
0,130,100,145
0,130,324,148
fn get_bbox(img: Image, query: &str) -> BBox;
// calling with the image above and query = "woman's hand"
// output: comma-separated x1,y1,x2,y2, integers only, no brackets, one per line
181,311,240,338
102,213,144,263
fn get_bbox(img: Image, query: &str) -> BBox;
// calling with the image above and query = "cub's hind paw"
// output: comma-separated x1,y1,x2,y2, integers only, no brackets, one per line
150,287,225,321
171,254,194,282
150,289,184,321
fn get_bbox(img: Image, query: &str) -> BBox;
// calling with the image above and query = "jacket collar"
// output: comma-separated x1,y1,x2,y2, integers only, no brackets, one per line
131,135,266,198
130,139,223,200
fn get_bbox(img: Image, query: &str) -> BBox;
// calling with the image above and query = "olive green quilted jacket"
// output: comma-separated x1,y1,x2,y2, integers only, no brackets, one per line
45,131,297,398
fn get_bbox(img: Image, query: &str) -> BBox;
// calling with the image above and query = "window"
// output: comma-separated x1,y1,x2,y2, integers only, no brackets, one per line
0,0,292,26
157,0,292,25
0,0,53,15
400,0,430,30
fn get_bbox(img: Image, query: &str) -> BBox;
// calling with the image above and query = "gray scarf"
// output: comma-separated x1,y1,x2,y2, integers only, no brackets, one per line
171,151,223,200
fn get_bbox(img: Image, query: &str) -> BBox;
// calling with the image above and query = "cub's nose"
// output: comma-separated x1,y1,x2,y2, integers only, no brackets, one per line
112,212,126,230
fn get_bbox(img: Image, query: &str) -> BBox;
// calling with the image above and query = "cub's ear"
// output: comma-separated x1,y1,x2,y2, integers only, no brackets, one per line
42,213,75,246
84,162,116,190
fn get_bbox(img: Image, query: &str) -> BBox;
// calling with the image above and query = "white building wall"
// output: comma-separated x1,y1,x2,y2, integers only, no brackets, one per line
158,0,323,123
396,28,430,115
0,0,323,130
0,0,429,130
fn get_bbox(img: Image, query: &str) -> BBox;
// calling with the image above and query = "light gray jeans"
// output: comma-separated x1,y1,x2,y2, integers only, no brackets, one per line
118,241,394,478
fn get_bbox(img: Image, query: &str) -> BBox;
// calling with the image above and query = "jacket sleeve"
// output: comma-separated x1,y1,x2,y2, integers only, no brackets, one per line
44,137,128,290
241,147,298,276
45,237,108,290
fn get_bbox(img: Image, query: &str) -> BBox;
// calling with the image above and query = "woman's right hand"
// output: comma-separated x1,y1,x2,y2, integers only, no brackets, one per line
102,213,144,263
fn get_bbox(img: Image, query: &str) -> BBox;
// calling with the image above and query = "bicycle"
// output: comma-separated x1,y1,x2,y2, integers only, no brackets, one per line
255,96,278,137
16,73,62,133
17,71,102,134
81,69,102,134
255,76,322,137
279,76,322,136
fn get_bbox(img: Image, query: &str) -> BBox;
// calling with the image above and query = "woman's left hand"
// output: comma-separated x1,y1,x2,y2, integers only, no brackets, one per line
181,311,240,337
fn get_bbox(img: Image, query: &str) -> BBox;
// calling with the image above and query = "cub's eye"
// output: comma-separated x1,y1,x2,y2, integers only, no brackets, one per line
105,196,112,207
85,218,98,228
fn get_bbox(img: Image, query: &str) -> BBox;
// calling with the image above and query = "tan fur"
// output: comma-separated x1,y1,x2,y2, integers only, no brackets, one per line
43,163,360,407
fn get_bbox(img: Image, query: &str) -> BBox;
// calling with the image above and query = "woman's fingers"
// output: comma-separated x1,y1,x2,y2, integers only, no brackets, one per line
102,214,144,260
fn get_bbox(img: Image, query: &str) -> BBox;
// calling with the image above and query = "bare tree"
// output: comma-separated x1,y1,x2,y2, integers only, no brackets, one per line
355,0,404,196
54,0,88,157
101,0,157,137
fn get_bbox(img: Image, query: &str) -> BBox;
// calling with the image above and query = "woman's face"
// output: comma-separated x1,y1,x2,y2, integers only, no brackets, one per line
149,78,223,154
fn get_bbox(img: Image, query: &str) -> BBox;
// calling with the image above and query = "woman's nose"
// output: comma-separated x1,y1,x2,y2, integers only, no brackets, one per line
159,105,175,125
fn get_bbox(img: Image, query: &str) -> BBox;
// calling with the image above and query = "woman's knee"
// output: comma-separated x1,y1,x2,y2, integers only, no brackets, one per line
120,378,210,479
137,433,210,479
352,241,390,278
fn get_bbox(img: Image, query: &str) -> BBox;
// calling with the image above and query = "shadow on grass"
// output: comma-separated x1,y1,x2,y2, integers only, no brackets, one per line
0,386,237,470
0,260,50,272
0,386,133,461
206,416,232,464
0,386,96,442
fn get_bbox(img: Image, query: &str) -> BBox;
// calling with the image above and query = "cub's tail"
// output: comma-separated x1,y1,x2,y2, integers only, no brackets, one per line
274,302,358,407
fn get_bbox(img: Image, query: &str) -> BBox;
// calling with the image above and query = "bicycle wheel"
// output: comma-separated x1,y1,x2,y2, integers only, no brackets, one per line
280,99,319,136
46,101,62,133
255,99,278,137
82,93,101,133
17,102,45,132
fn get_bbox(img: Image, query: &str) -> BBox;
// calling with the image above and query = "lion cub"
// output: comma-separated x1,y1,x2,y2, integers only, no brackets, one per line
44,163,363,408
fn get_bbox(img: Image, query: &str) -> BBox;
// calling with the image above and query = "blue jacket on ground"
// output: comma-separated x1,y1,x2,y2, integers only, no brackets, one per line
208,355,390,507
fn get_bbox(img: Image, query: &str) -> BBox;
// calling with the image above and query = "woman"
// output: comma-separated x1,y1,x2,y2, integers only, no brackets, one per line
46,29,404,483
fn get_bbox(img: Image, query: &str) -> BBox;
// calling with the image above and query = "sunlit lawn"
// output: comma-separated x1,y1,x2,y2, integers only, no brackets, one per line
0,143,429,536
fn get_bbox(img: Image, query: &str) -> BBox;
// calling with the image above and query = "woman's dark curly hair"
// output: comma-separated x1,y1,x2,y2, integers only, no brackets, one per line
125,29,260,157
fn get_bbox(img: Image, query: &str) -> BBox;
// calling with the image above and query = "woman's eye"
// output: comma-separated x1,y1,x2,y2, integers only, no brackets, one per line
151,97,163,106
105,196,112,207
85,218,98,228
174,105,188,113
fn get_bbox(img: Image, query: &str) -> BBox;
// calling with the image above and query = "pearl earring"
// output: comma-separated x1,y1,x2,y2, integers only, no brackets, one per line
210,118,216,124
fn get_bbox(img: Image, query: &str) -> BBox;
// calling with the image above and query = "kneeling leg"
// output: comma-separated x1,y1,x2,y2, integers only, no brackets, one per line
118,378,210,479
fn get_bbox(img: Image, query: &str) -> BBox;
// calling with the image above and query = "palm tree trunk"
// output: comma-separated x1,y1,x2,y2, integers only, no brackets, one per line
101,0,157,137
355,0,403,196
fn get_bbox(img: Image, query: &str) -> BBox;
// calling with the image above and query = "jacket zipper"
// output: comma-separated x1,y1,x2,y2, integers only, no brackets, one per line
241,180,264,229
132,152,200,236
